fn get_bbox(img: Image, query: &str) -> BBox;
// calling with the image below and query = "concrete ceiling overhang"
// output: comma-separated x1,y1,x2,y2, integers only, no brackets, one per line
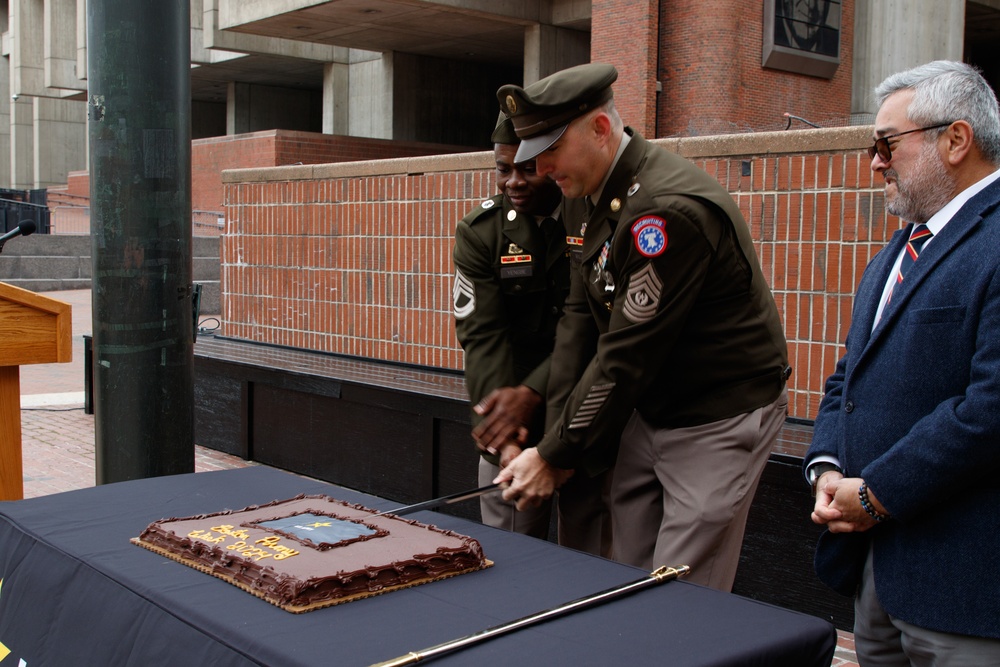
191,0,590,104
215,0,588,67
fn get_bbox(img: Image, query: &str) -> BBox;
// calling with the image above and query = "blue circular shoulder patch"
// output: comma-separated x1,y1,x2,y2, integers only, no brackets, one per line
631,216,668,257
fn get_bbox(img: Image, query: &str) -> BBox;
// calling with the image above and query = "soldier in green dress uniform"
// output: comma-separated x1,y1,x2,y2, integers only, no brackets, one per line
452,113,611,555
494,65,790,590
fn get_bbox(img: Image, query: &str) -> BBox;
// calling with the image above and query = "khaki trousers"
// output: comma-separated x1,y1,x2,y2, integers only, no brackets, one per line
610,388,787,591
479,457,613,558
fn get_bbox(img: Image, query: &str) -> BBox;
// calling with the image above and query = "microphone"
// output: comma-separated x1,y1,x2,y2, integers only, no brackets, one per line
0,220,36,252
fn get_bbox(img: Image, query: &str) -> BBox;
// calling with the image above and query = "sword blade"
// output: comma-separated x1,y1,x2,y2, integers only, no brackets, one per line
369,565,691,667
375,483,500,517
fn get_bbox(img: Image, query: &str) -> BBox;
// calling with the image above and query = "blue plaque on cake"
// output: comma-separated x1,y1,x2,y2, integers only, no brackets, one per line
258,512,378,546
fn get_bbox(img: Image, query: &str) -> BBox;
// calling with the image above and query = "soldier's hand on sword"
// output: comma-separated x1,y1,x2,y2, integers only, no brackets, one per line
493,447,572,511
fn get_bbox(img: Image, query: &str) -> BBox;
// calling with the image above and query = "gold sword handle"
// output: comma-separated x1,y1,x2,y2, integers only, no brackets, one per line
370,652,422,667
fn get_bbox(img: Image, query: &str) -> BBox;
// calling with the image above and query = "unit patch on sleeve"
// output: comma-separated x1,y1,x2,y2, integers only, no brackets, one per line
622,262,663,323
631,216,668,257
453,268,476,319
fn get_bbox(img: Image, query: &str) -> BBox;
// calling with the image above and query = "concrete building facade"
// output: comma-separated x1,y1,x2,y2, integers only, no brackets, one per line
0,0,998,191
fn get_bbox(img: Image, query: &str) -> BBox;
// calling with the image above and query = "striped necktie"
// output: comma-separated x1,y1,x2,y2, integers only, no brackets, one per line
887,224,933,304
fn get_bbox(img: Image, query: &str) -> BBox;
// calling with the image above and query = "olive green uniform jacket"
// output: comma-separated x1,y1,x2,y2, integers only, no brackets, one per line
540,131,790,476
453,194,570,463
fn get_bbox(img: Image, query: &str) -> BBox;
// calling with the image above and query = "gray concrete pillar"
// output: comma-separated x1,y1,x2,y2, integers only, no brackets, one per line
227,81,251,135
852,0,965,120
524,24,590,85
32,97,87,188
322,48,351,136
9,97,34,189
354,51,393,139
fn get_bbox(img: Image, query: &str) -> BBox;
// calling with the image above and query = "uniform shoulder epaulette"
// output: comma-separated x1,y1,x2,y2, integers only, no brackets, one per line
464,194,505,225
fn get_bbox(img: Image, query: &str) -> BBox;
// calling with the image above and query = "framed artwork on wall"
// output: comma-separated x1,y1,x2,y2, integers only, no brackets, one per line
763,0,841,78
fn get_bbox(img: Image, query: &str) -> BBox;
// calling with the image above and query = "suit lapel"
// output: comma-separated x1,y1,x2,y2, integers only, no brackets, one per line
854,228,908,346
862,178,1000,353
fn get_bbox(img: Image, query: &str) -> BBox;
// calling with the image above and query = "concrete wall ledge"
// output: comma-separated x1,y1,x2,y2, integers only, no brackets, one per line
222,126,874,184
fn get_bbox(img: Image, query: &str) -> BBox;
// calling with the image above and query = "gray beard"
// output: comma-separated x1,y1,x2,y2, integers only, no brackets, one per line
885,143,956,223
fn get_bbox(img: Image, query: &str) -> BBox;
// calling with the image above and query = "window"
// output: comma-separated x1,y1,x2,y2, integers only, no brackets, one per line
763,0,841,79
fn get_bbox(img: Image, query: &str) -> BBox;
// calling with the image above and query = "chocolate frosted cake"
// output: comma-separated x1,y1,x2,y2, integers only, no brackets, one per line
132,494,492,613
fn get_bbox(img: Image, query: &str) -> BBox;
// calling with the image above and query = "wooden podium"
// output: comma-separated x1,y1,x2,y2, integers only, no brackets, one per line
0,282,72,500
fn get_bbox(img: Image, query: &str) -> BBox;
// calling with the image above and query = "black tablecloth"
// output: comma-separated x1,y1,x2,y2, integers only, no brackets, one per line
0,466,835,666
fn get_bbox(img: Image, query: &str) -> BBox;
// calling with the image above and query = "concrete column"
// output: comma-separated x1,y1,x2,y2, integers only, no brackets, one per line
9,97,34,190
352,51,393,139
88,0,194,484
33,97,87,188
322,47,351,135
523,24,590,85
0,8,10,189
226,81,251,135
45,0,85,92
852,0,965,119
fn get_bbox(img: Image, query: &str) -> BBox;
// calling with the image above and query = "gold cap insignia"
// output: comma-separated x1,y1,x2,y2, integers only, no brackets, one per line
506,95,517,114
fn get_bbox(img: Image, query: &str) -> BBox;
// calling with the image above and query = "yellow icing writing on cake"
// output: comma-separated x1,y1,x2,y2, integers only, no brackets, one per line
255,535,301,560
226,540,273,561
185,525,300,561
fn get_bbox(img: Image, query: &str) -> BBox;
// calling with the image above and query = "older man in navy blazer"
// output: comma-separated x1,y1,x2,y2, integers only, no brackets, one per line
806,60,1000,664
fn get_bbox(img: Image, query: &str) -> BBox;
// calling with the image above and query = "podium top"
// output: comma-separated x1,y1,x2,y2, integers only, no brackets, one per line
0,281,72,366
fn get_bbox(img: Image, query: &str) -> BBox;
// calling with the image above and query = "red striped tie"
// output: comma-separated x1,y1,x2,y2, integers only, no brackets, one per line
887,224,933,304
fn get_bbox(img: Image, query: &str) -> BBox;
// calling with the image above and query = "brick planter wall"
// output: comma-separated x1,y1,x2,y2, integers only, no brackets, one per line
221,126,891,421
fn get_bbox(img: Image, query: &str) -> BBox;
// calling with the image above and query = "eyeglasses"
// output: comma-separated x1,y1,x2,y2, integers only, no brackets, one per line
867,122,953,162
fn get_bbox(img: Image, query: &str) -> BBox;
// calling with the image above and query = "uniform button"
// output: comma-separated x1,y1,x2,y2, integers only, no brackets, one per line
551,306,560,315
845,401,854,413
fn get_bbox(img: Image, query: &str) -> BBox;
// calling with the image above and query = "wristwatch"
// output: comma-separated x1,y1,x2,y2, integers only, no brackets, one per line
807,462,842,496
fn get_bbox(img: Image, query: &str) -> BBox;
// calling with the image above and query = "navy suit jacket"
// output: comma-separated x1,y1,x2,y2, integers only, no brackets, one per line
807,176,1000,639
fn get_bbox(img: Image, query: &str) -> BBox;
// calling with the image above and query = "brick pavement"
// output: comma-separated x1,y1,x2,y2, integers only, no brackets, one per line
16,288,251,498
19,404,254,499
13,289,859,666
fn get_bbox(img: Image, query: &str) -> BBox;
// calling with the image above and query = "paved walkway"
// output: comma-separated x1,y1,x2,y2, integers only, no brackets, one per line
18,289,252,498
13,289,859,667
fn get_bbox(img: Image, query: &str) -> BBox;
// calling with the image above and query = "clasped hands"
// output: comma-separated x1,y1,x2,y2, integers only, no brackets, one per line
472,385,573,510
472,385,541,464
811,471,887,533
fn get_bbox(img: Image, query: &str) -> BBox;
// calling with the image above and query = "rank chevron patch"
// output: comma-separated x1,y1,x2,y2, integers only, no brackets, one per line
453,268,476,319
623,263,663,323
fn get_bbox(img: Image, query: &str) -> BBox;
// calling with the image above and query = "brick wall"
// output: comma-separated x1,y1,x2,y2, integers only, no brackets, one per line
592,0,660,136
649,0,854,137
221,127,892,422
51,131,476,218
194,130,476,214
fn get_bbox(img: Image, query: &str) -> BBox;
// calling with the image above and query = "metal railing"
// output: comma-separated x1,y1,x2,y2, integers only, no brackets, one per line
50,207,225,236
1,190,51,234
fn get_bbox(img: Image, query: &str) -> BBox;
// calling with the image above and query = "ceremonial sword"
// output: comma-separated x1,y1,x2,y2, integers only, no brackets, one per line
368,564,691,666
373,483,501,517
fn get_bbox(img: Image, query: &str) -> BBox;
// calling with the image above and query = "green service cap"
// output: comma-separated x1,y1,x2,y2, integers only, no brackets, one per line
490,110,519,145
497,63,618,162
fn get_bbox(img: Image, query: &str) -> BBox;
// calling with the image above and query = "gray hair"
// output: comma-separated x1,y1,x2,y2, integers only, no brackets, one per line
875,60,1000,165
596,98,625,133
